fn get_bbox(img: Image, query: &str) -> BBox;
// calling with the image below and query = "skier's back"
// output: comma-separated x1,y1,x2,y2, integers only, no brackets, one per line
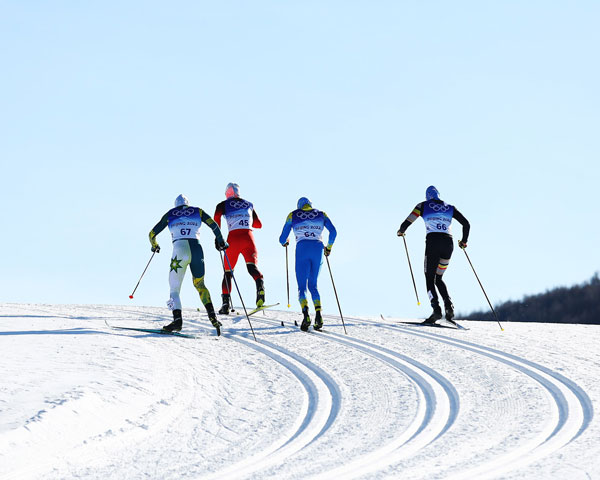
213,183,265,314
397,186,470,324
279,197,337,331
149,194,228,334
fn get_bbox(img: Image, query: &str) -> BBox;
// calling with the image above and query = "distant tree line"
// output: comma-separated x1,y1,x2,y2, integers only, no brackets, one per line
463,273,600,324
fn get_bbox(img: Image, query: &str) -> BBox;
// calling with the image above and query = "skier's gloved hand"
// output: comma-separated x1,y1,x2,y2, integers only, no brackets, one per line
324,245,332,257
458,240,467,249
215,238,229,251
282,241,289,247
397,230,405,237
151,244,161,253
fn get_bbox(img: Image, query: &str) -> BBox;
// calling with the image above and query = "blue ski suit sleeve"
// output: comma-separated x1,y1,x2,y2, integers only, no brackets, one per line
323,213,337,247
279,213,293,245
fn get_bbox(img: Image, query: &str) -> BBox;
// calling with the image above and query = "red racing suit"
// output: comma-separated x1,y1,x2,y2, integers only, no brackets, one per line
214,197,263,294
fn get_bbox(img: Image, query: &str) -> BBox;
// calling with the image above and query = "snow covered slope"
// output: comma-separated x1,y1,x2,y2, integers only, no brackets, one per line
1,304,598,479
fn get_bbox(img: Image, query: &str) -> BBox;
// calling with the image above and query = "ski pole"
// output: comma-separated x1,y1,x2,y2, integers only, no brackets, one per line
402,236,421,306
224,251,257,341
285,244,290,308
219,251,235,313
129,251,156,299
461,247,504,331
325,256,348,334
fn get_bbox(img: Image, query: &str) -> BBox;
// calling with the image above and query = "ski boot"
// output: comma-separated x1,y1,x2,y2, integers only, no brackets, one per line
423,306,442,325
209,314,222,336
218,294,231,315
444,302,456,326
163,309,183,332
314,310,323,331
300,306,311,332
204,303,222,336
256,279,265,307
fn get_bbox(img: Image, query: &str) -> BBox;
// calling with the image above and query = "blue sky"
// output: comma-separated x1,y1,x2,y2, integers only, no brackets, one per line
1,1,598,319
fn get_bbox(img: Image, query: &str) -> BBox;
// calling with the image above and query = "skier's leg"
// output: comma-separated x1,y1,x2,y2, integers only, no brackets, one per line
435,259,451,299
295,243,310,308
307,246,324,329
189,243,210,306
165,241,191,331
307,243,323,311
221,239,240,294
424,238,442,322
424,255,440,308
219,271,234,314
295,243,311,330
221,271,234,295
247,262,265,307
435,238,454,319
219,237,240,314
240,233,265,307
189,241,221,334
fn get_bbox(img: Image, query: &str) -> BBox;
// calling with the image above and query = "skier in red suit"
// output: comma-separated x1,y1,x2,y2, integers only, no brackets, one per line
213,183,265,314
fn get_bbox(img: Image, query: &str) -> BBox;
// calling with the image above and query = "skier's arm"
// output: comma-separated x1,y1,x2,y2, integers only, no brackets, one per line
279,213,293,245
322,213,337,256
149,212,169,251
213,201,226,227
398,203,423,235
200,209,226,246
453,208,470,245
323,213,337,247
252,209,262,229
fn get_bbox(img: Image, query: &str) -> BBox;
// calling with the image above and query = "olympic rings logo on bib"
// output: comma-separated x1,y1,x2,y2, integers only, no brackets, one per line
428,202,450,212
229,200,250,209
297,211,319,220
172,207,195,217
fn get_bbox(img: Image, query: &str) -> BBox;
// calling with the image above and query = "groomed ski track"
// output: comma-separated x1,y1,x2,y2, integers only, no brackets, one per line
0,304,597,480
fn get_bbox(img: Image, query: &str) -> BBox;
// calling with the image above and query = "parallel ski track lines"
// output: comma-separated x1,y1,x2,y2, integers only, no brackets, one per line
95,306,340,479
343,315,594,479
98,307,460,479
75,306,593,478
247,314,460,479
199,329,342,480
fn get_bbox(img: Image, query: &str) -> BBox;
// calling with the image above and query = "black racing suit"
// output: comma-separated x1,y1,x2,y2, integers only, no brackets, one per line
399,200,470,311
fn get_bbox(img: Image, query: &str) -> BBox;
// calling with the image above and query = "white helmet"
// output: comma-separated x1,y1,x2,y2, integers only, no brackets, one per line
174,194,189,207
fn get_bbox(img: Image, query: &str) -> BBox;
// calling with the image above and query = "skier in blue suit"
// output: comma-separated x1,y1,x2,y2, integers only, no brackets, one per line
279,197,337,331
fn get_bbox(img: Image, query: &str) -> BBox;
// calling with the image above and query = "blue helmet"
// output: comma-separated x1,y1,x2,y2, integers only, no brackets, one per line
426,186,440,201
297,197,312,209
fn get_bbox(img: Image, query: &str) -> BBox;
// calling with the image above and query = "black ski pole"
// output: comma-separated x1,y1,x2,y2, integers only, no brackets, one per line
285,245,290,308
402,236,421,306
325,256,347,334
224,251,257,341
461,247,504,331
219,251,235,313
129,251,156,299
